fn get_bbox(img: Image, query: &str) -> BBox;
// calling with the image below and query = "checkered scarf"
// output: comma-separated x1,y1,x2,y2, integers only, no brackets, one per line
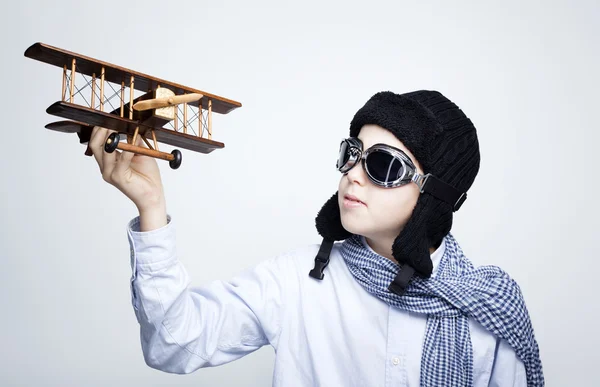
340,233,544,386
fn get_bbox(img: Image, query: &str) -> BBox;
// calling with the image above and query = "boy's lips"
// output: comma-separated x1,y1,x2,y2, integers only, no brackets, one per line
343,194,367,207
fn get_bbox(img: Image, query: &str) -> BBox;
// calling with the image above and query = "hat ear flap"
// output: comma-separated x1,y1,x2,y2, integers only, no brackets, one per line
315,192,352,241
392,195,434,278
392,193,454,279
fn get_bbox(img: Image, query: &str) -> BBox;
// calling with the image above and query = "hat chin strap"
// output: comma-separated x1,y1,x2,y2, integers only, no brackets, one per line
308,238,418,297
309,240,419,298
309,239,334,280
388,265,416,296
414,173,467,212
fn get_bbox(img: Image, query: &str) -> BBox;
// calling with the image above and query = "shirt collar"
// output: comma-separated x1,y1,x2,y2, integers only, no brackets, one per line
430,238,446,275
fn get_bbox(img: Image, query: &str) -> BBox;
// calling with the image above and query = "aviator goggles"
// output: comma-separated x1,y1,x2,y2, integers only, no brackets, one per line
336,137,468,211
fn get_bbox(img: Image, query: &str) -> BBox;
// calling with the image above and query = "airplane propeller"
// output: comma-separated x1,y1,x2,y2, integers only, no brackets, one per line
133,93,203,111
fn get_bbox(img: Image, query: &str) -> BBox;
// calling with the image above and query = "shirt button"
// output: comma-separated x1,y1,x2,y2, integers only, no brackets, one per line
392,357,400,366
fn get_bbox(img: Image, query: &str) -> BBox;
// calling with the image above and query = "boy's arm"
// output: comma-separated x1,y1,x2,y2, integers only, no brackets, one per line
489,338,527,387
126,215,286,374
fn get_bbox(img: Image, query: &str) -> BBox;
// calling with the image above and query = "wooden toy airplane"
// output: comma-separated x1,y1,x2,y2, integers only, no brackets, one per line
25,43,242,169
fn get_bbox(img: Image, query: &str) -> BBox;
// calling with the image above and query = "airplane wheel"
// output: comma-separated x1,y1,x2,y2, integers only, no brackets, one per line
169,149,182,169
104,132,120,153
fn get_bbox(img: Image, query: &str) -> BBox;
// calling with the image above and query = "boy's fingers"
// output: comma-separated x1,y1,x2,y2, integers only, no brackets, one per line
102,130,119,171
114,135,141,176
115,149,135,177
102,149,121,183
89,126,107,171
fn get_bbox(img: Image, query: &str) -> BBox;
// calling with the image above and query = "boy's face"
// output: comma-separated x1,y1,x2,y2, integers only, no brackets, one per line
338,124,423,243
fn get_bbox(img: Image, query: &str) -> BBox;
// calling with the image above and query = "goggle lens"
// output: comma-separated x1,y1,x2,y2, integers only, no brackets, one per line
337,140,350,170
365,149,404,184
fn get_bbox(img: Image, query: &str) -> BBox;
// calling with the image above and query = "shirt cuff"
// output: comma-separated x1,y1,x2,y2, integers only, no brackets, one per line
127,214,177,277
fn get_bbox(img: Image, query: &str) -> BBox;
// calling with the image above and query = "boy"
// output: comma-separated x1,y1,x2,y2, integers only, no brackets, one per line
89,90,543,386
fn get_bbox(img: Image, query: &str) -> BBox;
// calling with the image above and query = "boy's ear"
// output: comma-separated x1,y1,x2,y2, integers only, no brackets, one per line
315,192,352,241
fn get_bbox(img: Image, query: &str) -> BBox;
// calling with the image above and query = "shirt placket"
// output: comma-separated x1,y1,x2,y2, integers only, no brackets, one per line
385,305,409,387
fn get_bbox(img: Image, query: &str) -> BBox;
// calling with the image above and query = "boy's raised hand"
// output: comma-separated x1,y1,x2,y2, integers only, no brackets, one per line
89,126,167,230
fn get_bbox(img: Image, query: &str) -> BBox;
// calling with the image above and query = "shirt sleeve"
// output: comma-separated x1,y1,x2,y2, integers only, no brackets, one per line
126,215,287,374
489,337,527,387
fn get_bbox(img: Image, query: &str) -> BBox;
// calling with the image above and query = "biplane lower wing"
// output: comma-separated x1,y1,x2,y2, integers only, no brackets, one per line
46,101,224,154
45,120,95,155
45,120,90,134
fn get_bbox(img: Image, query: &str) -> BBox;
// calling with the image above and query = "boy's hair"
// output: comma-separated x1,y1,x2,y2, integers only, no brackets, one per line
315,90,480,289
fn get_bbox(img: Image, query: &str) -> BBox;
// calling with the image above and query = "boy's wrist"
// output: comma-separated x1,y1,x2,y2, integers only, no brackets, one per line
138,204,168,232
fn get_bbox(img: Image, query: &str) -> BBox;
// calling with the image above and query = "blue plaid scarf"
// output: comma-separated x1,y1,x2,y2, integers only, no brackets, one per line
340,233,544,386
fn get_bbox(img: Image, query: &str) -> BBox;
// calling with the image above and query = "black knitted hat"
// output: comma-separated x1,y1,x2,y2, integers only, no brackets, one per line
312,90,480,293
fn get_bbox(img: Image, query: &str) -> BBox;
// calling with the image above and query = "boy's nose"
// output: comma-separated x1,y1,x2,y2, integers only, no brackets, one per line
345,162,367,186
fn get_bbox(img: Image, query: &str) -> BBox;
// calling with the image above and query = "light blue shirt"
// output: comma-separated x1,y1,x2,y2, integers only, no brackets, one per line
127,216,526,386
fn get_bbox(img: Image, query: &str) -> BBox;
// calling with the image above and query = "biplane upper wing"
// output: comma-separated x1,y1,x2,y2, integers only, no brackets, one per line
47,102,224,154
25,42,241,115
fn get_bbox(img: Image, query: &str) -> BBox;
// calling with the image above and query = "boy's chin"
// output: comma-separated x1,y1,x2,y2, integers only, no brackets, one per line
340,218,368,237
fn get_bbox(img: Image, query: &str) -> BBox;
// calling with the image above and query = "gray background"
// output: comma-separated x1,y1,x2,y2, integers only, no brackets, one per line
2,0,598,385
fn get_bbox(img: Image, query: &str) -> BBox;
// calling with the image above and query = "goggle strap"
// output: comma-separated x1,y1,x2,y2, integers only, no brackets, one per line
421,174,467,211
